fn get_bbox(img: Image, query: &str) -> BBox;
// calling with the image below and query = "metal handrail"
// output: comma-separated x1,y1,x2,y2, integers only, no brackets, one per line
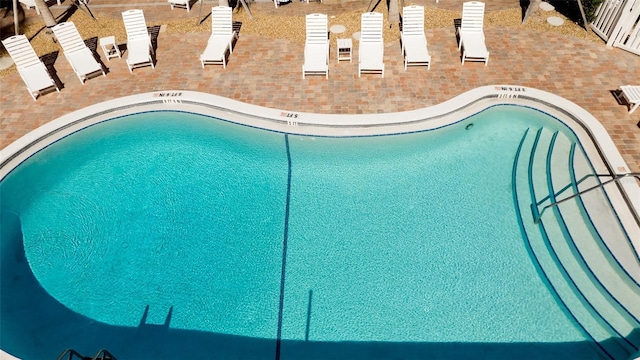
534,172,640,224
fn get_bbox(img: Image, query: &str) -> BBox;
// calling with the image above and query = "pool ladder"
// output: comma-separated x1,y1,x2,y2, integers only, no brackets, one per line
56,348,117,360
533,172,640,224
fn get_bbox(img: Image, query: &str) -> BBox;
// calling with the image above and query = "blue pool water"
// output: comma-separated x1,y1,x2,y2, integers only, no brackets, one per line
0,106,605,359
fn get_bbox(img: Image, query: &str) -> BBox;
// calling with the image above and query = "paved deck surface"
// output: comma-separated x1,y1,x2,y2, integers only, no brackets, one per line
1,0,639,173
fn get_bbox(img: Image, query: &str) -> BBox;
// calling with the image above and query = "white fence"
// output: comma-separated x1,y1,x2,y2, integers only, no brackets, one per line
591,0,640,56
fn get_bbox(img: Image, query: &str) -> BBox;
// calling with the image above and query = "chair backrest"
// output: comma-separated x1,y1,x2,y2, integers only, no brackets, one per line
306,13,328,44
52,22,87,54
211,6,233,36
361,12,383,43
122,9,149,40
402,5,424,37
1,35,42,69
460,1,485,33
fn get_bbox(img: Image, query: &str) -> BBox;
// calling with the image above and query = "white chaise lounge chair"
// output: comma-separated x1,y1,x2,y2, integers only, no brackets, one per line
401,5,431,70
1,35,59,101
51,22,106,84
274,0,290,8
200,6,237,68
169,0,197,11
358,12,384,78
302,13,329,79
457,1,489,65
19,0,61,13
122,9,155,72
620,85,640,114
19,0,40,14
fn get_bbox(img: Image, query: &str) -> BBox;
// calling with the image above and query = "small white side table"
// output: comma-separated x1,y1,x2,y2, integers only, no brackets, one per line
100,36,121,61
337,38,352,63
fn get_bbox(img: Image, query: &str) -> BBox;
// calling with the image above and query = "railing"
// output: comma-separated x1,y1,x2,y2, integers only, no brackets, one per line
534,172,640,224
56,349,117,360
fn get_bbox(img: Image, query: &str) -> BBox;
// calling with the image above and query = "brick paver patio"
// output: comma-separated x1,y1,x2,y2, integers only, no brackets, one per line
1,0,639,172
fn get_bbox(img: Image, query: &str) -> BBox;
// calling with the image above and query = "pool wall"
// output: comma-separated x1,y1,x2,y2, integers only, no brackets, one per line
1,86,640,360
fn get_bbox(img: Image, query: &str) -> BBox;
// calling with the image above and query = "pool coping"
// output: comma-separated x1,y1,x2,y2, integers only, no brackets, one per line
1,85,638,252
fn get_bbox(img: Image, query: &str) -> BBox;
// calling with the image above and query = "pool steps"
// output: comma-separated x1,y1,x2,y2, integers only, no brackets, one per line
520,128,628,359
535,128,640,354
514,127,640,359
543,133,640,346
512,130,611,359
568,165,640,283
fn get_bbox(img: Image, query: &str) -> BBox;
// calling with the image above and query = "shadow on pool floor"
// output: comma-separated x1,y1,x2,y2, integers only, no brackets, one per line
1,209,635,360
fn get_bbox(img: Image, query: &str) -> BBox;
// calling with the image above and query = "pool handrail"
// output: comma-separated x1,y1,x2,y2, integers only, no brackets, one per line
534,173,640,224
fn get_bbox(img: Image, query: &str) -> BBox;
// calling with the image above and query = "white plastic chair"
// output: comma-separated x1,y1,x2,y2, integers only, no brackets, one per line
358,12,384,77
19,0,40,14
401,5,431,70
620,85,640,114
457,1,489,65
51,22,106,84
1,35,59,101
122,10,155,72
169,0,197,11
200,6,238,68
273,0,290,8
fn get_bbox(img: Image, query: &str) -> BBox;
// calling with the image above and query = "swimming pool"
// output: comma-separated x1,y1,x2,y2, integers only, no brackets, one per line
1,87,639,360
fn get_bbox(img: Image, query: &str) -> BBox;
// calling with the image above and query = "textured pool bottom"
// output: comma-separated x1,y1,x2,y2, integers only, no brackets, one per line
2,86,638,360
0,107,605,359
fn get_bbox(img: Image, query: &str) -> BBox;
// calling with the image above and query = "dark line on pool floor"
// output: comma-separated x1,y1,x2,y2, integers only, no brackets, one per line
275,134,292,360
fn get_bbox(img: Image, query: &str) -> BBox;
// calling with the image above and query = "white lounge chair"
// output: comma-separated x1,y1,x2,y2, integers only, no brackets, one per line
200,6,237,68
169,0,197,11
51,22,106,84
401,5,431,70
620,85,640,114
301,13,329,78
19,0,40,14
122,9,155,72
457,1,489,65
359,12,384,77
19,0,61,13
1,35,59,101
274,0,290,8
